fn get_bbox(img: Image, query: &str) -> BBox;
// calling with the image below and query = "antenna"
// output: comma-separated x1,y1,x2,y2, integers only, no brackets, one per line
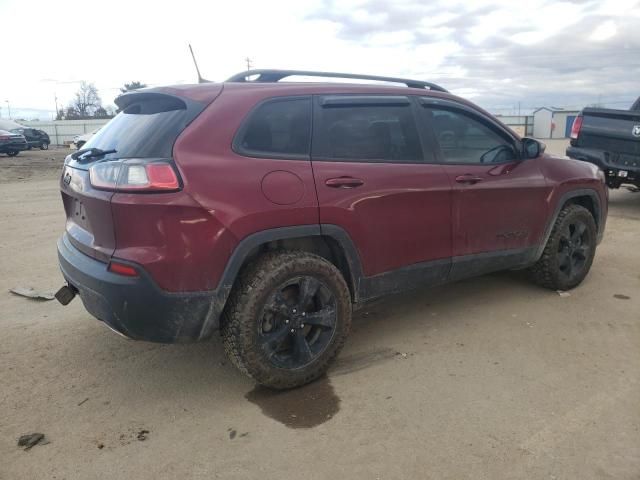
188,44,210,83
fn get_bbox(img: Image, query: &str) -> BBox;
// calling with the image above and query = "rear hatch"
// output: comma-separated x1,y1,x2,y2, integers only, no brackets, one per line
577,108,640,158
60,87,218,262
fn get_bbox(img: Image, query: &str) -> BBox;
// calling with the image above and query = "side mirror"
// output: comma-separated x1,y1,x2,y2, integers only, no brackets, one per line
522,137,545,159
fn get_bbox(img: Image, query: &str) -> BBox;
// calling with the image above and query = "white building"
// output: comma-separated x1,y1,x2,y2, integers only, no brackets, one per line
533,107,581,139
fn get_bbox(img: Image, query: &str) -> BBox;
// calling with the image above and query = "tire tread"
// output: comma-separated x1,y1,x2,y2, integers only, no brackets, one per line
221,250,351,389
529,204,596,290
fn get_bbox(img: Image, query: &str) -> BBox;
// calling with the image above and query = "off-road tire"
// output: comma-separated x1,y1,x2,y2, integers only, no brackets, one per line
529,204,597,290
221,251,351,389
6,150,19,157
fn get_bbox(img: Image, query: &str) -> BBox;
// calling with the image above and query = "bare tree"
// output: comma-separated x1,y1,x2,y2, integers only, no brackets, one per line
65,106,79,120
120,81,147,93
69,82,102,118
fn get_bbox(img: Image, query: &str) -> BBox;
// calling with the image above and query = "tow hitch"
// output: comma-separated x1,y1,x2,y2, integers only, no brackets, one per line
55,285,77,305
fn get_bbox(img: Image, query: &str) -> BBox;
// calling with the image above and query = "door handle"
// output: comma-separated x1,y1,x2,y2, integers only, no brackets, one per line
455,174,483,185
325,177,364,188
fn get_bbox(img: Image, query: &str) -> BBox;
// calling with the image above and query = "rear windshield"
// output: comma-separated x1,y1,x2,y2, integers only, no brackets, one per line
83,96,191,158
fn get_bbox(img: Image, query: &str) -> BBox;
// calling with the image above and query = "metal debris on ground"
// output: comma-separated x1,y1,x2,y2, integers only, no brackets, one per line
10,287,55,301
17,433,46,450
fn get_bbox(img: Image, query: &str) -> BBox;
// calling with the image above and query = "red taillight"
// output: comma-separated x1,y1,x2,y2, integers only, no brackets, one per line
108,261,138,277
89,160,180,192
142,164,181,190
0,135,10,141
570,115,583,140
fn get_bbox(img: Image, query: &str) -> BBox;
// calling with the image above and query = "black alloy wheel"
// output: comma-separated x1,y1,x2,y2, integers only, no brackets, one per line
557,219,592,282
259,276,337,370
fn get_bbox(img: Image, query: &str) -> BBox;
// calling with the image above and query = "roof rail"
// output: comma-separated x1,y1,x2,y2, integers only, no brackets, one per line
225,69,448,93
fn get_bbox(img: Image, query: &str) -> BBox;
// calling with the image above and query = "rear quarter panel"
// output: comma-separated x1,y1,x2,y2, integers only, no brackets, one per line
146,86,319,292
110,191,229,292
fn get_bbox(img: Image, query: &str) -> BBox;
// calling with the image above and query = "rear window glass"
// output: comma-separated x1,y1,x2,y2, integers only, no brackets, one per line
235,98,311,157
84,97,190,158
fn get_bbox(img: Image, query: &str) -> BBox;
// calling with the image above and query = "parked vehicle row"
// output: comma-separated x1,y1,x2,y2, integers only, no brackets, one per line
0,127,50,156
55,70,608,389
10,127,50,150
1,125,101,154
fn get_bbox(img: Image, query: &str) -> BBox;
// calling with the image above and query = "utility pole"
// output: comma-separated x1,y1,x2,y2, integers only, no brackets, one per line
245,57,253,71
54,94,59,120
5,100,11,119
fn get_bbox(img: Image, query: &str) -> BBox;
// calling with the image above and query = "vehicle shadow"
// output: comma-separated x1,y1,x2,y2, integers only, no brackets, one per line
64,268,541,396
348,269,538,334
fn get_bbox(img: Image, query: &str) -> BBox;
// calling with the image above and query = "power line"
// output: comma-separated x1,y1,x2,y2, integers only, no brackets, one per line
441,48,640,60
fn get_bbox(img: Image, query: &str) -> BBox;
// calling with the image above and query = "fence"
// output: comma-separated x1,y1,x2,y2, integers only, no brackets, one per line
20,119,111,146
494,115,534,137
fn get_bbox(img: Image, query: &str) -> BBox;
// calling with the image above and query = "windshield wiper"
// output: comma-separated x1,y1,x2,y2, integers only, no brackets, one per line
71,147,117,161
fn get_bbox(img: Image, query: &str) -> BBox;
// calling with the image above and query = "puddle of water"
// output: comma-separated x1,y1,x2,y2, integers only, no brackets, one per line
245,377,340,429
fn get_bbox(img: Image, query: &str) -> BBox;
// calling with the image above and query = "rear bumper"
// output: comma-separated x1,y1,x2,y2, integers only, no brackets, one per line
57,234,224,343
567,146,640,186
0,142,28,152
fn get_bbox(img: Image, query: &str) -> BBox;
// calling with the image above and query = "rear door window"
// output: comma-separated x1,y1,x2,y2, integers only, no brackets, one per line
234,97,311,158
313,96,425,163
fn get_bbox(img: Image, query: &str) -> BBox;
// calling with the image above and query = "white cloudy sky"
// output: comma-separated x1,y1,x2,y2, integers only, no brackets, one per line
1,0,639,120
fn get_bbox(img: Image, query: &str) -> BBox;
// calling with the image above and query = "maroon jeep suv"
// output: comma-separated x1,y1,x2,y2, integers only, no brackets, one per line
56,70,607,389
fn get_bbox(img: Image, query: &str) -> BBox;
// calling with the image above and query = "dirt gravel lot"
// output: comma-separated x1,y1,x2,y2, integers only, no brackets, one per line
1,148,639,479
